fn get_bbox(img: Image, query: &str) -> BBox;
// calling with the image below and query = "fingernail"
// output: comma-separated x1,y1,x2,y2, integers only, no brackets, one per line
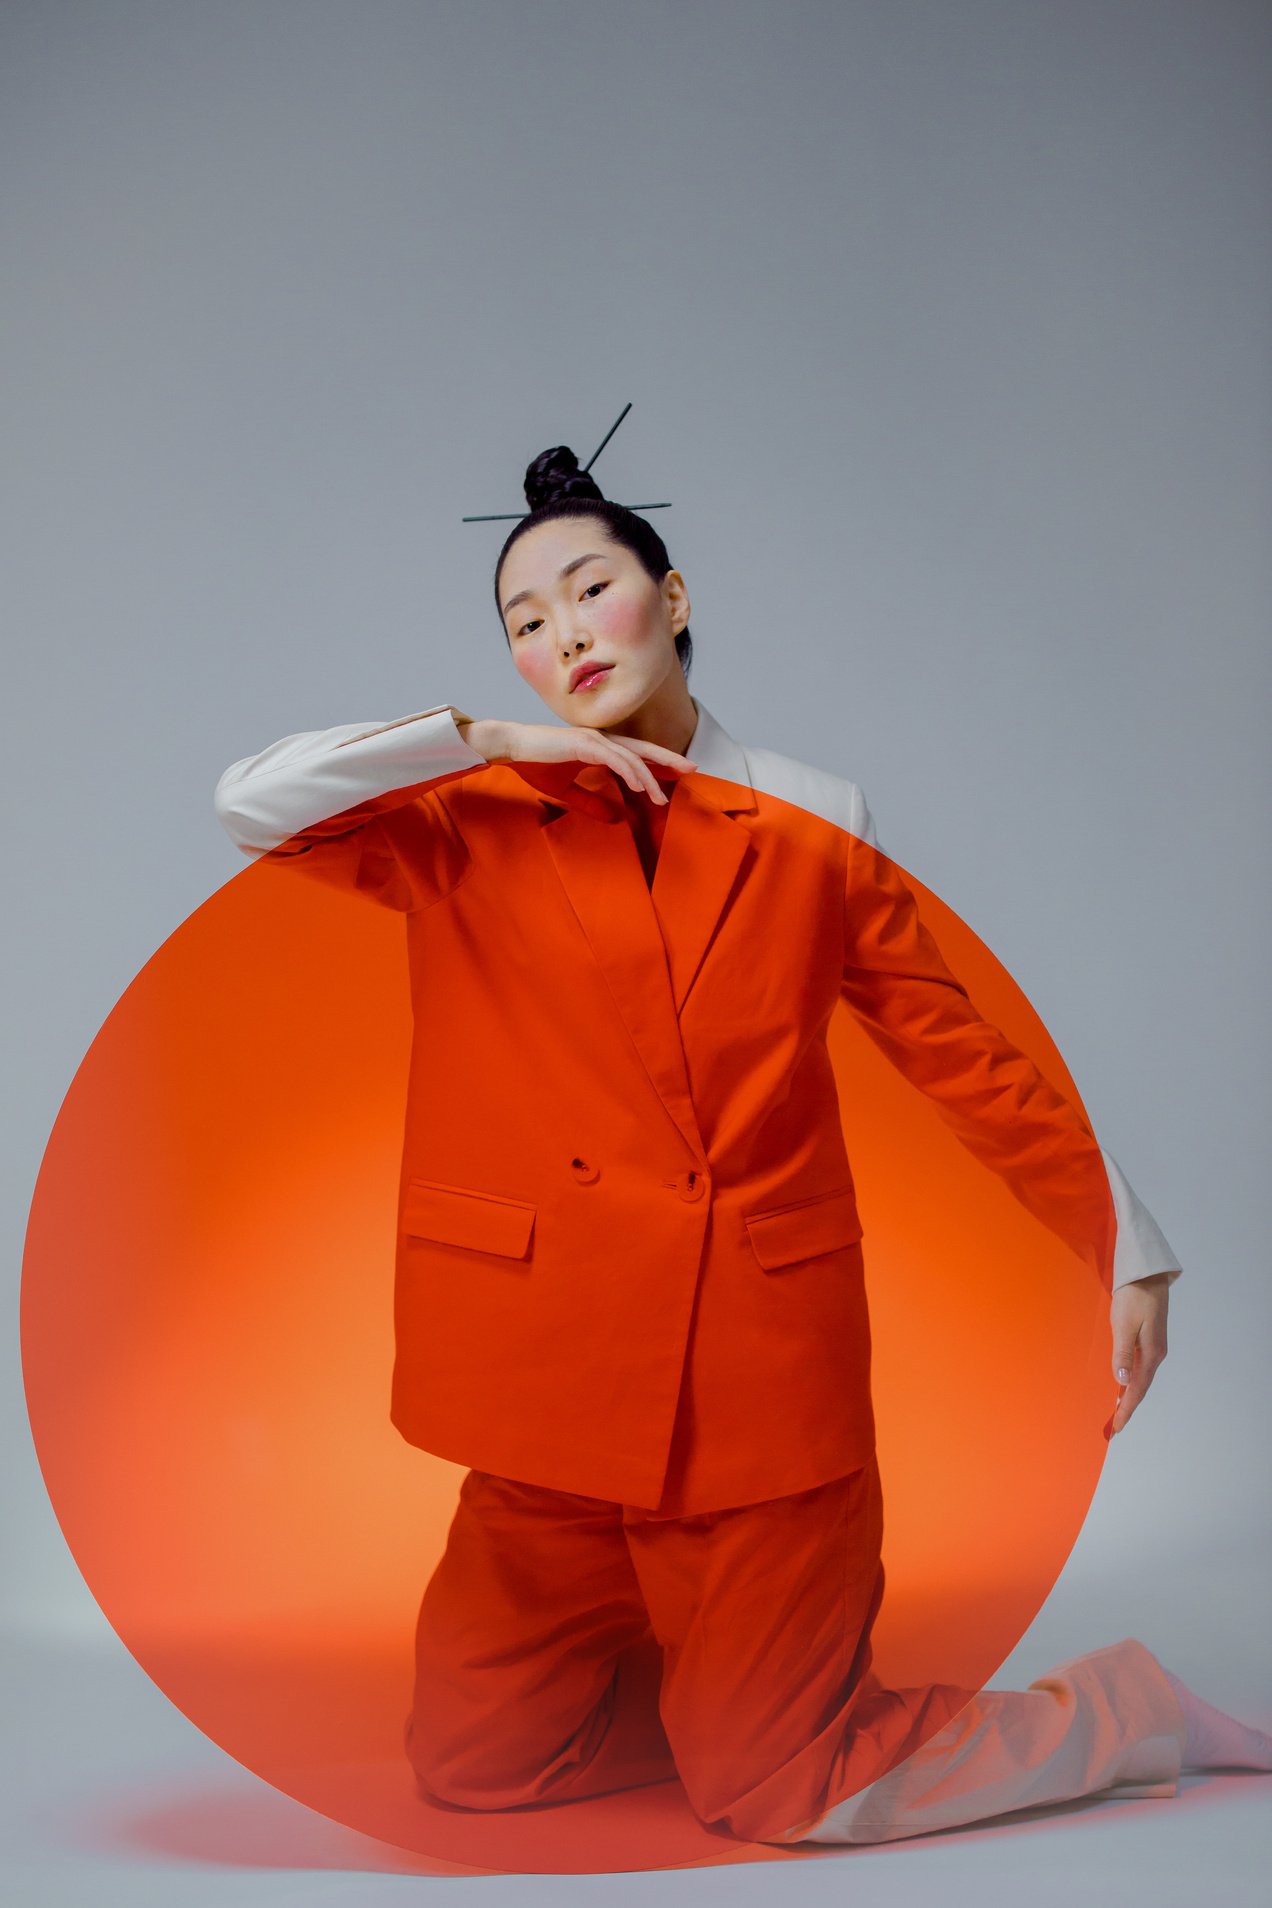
1116,1367,1130,1382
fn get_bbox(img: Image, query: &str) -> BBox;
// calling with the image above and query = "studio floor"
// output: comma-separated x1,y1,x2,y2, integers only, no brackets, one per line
6,1581,1269,1908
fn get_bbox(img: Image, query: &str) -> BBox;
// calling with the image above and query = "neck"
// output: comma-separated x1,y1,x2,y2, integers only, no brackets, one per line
601,673,698,758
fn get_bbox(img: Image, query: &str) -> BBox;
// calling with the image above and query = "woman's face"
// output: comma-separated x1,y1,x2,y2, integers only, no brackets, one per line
497,517,690,730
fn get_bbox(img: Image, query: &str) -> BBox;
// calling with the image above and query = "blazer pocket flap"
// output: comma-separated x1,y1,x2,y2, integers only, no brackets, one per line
744,1188,863,1271
401,1179,536,1259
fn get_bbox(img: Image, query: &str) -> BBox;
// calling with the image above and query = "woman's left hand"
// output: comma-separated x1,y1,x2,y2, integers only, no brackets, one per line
1107,1272,1172,1436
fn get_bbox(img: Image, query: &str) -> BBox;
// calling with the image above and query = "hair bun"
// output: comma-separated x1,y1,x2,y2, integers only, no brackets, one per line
523,445,607,513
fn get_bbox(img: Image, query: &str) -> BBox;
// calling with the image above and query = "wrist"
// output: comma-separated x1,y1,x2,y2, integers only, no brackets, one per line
456,716,505,762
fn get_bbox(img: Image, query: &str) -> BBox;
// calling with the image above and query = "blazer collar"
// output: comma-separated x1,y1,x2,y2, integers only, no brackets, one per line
536,695,756,818
680,696,756,812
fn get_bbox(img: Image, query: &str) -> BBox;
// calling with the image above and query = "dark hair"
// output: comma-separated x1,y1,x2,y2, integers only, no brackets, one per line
493,446,692,678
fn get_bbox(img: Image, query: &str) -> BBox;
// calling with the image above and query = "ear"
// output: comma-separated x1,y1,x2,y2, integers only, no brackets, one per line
662,568,691,633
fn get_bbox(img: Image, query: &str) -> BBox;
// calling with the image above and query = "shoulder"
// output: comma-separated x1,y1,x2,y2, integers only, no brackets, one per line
742,742,878,849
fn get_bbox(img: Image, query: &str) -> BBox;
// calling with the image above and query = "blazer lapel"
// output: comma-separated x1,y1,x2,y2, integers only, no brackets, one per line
537,698,757,1154
654,698,757,1019
651,765,753,1017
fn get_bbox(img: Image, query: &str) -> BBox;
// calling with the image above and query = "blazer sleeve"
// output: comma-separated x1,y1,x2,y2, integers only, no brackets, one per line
213,703,491,912
839,786,1182,1292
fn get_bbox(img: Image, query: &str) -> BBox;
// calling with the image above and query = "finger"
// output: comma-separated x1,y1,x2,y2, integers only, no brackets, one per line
1109,1342,1165,1436
606,734,699,774
1111,1335,1136,1387
1110,1377,1140,1435
599,743,659,799
1105,1320,1140,1436
550,739,663,807
597,739,668,804
1112,1380,1147,1433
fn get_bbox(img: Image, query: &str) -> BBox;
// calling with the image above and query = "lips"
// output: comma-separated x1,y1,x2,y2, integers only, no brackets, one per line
569,662,614,692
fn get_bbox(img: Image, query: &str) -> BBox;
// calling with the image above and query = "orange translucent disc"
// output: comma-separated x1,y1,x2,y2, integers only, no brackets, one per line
21,856,1113,1873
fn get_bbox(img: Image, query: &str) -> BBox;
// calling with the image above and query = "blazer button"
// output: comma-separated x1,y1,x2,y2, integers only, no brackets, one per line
677,1169,707,1202
570,1156,600,1185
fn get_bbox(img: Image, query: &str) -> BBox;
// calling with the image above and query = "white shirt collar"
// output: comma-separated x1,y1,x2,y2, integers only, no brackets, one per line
685,695,752,791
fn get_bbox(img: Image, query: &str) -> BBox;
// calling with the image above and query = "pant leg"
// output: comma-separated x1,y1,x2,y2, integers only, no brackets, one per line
405,1468,677,1809
767,1636,1189,1845
621,1457,977,1842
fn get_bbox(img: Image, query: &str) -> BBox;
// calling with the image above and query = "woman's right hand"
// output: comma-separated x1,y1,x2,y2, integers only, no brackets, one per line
457,718,698,815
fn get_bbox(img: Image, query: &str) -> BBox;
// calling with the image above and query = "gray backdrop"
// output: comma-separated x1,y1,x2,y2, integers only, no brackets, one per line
3,2,1268,1902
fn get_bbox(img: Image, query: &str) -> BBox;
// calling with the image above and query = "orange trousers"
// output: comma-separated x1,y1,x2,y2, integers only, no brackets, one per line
404,1462,1188,1845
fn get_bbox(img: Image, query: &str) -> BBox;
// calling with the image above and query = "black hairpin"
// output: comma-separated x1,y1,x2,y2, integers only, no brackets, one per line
461,402,672,521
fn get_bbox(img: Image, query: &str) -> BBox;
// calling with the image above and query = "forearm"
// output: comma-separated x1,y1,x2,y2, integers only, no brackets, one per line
214,703,490,856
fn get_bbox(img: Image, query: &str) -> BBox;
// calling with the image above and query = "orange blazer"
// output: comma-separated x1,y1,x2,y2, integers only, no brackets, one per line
214,697,1180,1514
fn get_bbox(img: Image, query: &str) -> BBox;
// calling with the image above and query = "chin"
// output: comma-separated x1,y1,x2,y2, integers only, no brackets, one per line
567,683,642,730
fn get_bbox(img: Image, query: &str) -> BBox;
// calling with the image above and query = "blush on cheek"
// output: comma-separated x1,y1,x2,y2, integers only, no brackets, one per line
594,595,647,649
518,649,555,693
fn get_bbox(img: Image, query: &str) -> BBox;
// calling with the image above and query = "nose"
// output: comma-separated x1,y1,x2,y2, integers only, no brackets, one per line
561,635,593,680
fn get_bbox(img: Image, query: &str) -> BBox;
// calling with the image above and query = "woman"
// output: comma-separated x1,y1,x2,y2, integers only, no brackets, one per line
213,444,1270,1846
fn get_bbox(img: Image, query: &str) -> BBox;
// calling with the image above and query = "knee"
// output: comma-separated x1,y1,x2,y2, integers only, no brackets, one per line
404,1703,549,1810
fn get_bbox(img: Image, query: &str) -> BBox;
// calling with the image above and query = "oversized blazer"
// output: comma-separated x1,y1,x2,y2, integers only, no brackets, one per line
214,696,1181,1514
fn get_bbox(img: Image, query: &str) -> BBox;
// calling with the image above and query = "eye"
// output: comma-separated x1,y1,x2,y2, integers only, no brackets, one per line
513,579,606,637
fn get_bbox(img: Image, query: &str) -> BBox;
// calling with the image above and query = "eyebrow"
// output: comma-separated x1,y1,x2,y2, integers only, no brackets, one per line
501,552,608,619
